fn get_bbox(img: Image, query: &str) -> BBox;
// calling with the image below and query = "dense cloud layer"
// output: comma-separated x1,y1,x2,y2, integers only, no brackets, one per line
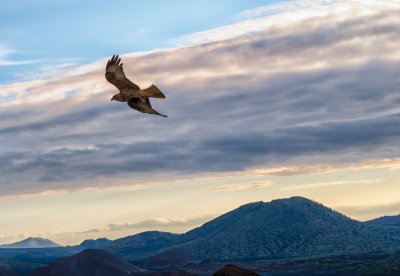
1,2,399,195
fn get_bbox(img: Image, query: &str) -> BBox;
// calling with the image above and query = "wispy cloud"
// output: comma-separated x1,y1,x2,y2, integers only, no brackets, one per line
0,60,39,66
282,179,385,191
107,214,216,232
14,58,82,80
236,0,338,20
251,158,400,176
335,201,400,220
77,228,102,234
0,44,41,66
211,181,273,191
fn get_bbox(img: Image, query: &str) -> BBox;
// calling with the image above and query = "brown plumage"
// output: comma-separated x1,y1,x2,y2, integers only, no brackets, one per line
105,55,167,117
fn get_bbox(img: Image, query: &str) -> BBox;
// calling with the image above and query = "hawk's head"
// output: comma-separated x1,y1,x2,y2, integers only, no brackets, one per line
111,94,123,102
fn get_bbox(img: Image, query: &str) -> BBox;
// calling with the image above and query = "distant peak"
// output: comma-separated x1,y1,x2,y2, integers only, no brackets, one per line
0,237,61,248
24,237,46,241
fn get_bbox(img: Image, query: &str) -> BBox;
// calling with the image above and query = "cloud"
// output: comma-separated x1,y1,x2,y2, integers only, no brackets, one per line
77,228,102,234
250,158,400,176
282,179,384,191
175,0,400,46
236,0,338,20
0,44,40,66
107,215,216,232
0,1,400,195
211,181,273,191
336,201,400,220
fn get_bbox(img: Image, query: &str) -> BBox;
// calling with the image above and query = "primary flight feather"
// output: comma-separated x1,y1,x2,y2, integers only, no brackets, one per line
105,55,167,117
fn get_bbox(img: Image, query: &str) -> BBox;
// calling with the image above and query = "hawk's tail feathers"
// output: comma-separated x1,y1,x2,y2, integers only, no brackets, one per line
141,85,166,99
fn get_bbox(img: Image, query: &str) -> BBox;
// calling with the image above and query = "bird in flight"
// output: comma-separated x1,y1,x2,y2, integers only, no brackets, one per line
105,55,167,117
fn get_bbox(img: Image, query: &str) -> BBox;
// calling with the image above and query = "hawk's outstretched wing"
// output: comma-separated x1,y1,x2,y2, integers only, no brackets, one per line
105,55,140,91
128,97,167,118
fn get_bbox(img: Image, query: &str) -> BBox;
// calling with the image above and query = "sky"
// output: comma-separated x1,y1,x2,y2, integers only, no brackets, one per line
1,0,400,245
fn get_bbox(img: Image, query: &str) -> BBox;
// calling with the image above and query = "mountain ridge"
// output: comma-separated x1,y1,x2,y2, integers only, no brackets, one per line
4,197,400,262
365,215,400,227
85,196,400,261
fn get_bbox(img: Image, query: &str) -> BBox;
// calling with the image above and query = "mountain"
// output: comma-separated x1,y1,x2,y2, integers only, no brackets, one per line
87,197,400,261
365,215,400,227
31,249,144,276
0,237,61,249
174,197,400,260
3,197,400,274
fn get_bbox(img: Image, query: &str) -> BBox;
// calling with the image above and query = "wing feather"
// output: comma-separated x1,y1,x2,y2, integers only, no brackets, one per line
105,55,140,91
127,97,167,117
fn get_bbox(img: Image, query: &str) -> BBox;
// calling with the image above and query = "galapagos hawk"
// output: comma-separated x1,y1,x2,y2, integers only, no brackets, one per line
105,55,167,117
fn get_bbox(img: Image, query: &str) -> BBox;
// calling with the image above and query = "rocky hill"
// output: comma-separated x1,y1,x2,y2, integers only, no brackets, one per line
31,249,143,276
